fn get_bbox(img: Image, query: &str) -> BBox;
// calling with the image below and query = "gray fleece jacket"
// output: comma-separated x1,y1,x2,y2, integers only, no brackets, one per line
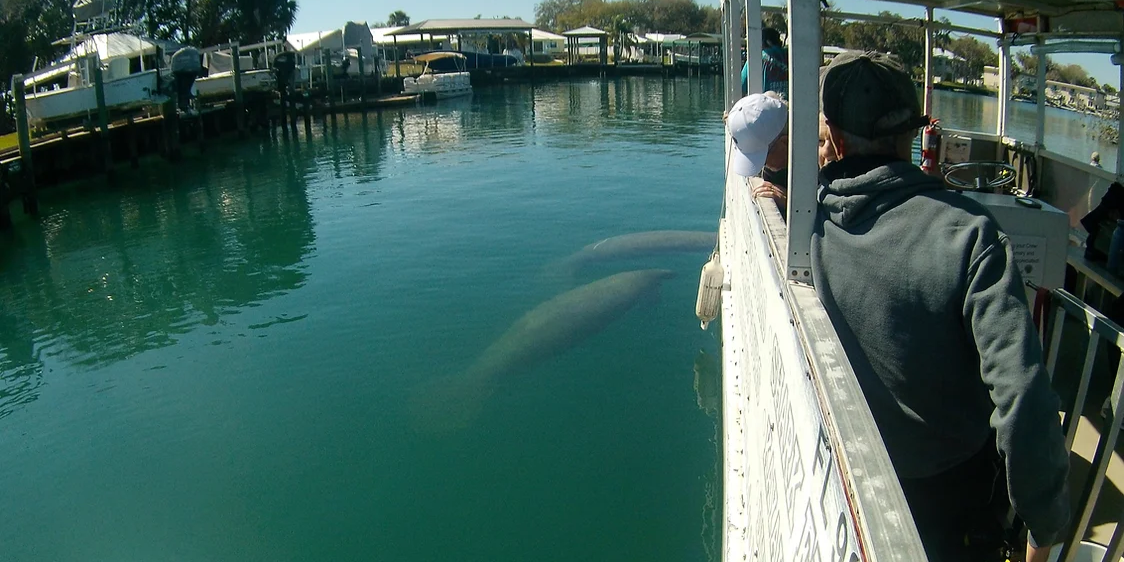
811,156,1070,546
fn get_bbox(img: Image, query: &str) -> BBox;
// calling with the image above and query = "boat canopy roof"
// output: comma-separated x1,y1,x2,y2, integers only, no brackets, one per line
414,51,468,63
287,22,373,54
387,19,535,36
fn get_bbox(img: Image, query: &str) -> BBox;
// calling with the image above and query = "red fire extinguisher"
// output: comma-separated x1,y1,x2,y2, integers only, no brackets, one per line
920,119,942,176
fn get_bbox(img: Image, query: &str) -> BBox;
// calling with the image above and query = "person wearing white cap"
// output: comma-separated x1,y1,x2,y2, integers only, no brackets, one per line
726,92,790,209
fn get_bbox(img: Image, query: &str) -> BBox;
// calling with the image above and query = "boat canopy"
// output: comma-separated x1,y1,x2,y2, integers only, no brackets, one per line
72,0,113,22
413,52,468,63
286,22,374,54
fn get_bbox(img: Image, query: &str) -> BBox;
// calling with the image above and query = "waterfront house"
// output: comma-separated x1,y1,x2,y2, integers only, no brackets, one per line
531,29,565,58
1046,79,1106,111
931,48,970,84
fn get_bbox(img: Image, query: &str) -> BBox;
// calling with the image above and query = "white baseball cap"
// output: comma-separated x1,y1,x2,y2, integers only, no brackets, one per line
727,93,787,177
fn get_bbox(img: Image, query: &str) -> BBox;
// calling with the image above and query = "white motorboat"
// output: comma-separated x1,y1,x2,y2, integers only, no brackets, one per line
402,52,472,100
193,42,282,99
22,32,164,126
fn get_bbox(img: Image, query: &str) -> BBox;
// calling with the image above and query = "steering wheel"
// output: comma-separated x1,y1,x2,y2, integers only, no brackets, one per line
943,161,1018,192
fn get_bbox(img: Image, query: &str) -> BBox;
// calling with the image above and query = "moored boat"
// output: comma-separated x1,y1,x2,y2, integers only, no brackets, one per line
402,52,472,100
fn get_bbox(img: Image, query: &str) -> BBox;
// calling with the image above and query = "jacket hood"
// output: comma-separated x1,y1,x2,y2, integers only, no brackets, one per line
818,157,945,228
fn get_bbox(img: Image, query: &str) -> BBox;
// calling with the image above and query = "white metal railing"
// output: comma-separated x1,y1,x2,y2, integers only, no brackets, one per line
1044,288,1124,562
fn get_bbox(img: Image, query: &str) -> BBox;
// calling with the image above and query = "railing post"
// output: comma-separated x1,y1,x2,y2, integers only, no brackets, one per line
997,37,1011,138
785,0,819,283
1117,38,1123,177
1035,37,1047,148
723,0,743,109
923,7,934,117
745,0,763,95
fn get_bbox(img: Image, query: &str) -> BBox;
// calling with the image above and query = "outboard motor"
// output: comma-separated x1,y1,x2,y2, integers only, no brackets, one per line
170,46,202,112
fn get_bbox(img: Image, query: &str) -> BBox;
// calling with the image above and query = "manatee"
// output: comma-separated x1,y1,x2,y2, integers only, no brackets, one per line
411,269,677,434
551,230,716,275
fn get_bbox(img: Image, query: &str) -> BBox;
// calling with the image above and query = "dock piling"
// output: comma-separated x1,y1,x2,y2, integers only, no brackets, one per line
161,99,182,161
323,48,336,116
92,58,113,174
127,115,139,168
12,73,37,215
0,163,11,230
232,43,245,136
303,92,312,137
357,46,367,106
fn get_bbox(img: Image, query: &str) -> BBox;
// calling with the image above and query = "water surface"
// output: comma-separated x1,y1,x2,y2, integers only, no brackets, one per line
0,77,725,561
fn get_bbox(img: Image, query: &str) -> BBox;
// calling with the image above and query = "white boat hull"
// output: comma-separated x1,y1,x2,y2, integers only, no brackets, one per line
24,69,160,125
403,71,472,99
193,69,274,98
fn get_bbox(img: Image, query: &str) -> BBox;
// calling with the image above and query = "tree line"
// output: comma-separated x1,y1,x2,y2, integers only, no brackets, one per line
534,0,722,35
821,11,1108,92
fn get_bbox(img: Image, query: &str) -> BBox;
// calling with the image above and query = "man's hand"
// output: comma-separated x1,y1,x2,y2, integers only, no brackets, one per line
752,180,787,208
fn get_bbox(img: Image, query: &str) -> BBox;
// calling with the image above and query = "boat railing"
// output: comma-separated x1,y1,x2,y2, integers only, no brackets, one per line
1044,288,1124,562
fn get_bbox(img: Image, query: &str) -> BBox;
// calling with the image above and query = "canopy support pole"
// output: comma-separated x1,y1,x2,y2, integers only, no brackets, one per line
1035,37,1047,148
786,0,819,282
923,7,934,117
997,37,1010,137
1118,39,1124,177
745,0,762,94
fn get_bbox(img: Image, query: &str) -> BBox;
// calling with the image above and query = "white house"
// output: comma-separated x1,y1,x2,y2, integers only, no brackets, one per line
532,29,565,56
1046,79,1106,111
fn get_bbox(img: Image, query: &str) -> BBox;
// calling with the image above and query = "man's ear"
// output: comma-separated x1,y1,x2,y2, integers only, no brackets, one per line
826,121,846,158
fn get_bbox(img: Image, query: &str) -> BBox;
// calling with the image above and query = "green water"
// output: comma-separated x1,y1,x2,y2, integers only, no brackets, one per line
0,77,726,561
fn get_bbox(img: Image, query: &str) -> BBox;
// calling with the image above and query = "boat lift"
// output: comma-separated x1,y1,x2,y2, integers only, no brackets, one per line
719,1,1124,561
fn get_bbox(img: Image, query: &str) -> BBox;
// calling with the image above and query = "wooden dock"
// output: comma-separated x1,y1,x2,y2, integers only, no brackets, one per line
0,68,425,230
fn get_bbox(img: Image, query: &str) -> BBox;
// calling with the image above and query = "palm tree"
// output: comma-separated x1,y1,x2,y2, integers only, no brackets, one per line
612,16,635,64
387,10,409,27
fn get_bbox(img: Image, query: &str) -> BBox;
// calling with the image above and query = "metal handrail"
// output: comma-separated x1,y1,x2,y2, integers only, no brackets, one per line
1044,288,1124,562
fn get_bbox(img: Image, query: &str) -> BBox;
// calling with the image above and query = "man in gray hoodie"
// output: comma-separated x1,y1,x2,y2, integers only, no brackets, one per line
814,51,1070,562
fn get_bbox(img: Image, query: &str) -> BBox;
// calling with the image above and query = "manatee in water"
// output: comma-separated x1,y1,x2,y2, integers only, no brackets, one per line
411,269,677,434
550,230,716,275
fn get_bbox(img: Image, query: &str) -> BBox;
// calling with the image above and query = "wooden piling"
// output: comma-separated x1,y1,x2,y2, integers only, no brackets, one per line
357,46,367,105
323,48,335,115
162,99,182,161
303,92,312,137
92,59,113,174
196,113,206,152
127,115,139,168
11,74,37,215
393,35,401,78
231,42,245,136
0,163,11,230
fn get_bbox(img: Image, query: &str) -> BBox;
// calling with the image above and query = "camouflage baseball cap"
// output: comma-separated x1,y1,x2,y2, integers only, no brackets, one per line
820,51,929,139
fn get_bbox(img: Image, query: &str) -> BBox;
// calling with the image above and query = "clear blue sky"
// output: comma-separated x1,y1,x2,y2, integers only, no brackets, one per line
290,0,1119,86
